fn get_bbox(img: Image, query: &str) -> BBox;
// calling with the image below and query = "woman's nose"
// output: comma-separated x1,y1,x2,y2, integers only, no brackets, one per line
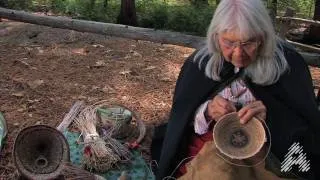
233,45,245,55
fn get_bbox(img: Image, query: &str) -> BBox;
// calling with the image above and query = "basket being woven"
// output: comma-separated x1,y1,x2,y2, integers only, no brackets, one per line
213,112,266,160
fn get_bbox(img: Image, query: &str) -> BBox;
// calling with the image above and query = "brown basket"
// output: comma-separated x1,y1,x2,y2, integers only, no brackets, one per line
13,125,70,179
213,112,266,160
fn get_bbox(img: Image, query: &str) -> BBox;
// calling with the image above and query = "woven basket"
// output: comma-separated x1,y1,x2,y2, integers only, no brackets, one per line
13,125,70,179
213,112,266,160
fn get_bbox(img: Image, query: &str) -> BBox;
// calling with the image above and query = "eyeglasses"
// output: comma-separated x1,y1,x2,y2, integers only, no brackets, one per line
219,37,261,54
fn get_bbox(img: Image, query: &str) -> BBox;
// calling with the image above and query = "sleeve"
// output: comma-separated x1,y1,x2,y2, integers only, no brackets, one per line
194,100,211,135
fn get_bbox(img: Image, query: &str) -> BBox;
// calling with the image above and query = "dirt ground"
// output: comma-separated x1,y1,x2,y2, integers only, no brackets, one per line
0,20,319,179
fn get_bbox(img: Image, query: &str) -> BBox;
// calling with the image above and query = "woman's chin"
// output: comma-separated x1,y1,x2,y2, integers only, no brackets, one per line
232,60,251,68
232,62,246,68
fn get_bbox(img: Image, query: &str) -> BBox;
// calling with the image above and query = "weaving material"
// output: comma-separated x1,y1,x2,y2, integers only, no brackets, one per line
179,141,294,180
65,131,155,180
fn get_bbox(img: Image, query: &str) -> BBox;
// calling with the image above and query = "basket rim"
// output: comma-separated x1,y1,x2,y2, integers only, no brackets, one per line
212,112,266,159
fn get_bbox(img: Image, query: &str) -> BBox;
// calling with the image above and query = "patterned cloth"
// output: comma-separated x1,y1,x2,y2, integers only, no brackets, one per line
64,131,155,180
0,113,7,150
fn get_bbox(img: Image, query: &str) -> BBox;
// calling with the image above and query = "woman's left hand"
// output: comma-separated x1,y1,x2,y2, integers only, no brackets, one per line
238,101,266,124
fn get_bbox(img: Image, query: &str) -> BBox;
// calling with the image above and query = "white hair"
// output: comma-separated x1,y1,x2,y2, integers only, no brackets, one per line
194,0,288,85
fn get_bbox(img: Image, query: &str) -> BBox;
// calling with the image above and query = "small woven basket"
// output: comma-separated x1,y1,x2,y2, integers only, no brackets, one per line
213,112,266,160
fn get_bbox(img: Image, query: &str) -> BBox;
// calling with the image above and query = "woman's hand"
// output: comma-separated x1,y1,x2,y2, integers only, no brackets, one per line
206,95,236,122
238,101,266,124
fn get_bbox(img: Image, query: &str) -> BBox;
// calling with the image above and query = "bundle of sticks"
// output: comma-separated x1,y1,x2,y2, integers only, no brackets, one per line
74,102,132,172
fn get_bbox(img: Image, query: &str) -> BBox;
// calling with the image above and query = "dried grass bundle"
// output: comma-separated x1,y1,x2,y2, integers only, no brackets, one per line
74,104,119,172
74,102,133,172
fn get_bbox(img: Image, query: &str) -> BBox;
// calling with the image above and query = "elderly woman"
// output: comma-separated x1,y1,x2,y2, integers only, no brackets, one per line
151,0,320,179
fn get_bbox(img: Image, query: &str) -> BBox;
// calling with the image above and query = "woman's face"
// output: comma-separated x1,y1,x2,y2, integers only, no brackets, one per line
218,31,261,68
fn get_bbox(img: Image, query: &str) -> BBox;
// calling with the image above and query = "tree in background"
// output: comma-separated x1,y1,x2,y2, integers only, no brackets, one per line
190,0,208,7
0,0,8,8
117,0,137,26
314,0,320,20
104,0,108,9
307,0,320,43
270,0,277,25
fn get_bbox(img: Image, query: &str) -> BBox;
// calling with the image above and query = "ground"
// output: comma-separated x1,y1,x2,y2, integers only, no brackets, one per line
0,20,319,179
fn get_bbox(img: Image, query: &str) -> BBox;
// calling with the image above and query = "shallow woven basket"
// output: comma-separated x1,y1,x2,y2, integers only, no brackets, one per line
213,112,266,160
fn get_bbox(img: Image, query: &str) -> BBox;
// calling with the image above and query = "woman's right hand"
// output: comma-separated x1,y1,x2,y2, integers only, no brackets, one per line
206,95,236,122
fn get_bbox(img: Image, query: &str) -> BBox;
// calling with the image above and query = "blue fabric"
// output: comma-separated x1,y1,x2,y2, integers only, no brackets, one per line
64,131,155,180
0,113,7,150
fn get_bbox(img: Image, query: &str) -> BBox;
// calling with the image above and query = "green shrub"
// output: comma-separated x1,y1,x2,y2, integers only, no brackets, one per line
277,0,314,18
137,1,169,29
166,5,213,36
8,0,316,36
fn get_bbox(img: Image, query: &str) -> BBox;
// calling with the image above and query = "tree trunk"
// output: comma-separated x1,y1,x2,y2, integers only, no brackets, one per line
270,0,277,26
104,0,108,8
191,0,208,6
314,0,320,20
117,0,137,26
308,0,320,43
0,0,8,8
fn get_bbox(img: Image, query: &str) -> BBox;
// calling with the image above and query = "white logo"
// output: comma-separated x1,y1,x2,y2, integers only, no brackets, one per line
281,142,310,172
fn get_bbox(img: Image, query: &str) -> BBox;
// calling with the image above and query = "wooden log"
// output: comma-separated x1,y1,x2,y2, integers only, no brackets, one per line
0,7,205,49
0,7,319,67
276,16,320,26
287,40,320,54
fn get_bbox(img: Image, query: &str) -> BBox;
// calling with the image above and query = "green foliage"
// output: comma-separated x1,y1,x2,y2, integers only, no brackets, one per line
49,0,120,22
277,0,315,18
5,0,317,36
136,0,214,35
166,5,213,35
7,0,31,10
137,1,169,29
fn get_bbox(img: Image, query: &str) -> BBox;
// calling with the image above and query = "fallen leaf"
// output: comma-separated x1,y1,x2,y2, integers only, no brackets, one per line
93,60,106,67
38,49,44,54
119,70,132,75
102,85,116,94
143,66,156,71
92,44,105,48
14,60,30,67
78,95,87,99
28,79,44,89
71,48,88,55
17,108,25,112
12,92,24,97
160,77,172,82
130,50,142,57
183,54,190,58
27,99,40,103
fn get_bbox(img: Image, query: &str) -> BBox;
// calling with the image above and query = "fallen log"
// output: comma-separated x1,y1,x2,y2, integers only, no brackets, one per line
276,16,320,26
0,7,319,67
0,7,205,48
